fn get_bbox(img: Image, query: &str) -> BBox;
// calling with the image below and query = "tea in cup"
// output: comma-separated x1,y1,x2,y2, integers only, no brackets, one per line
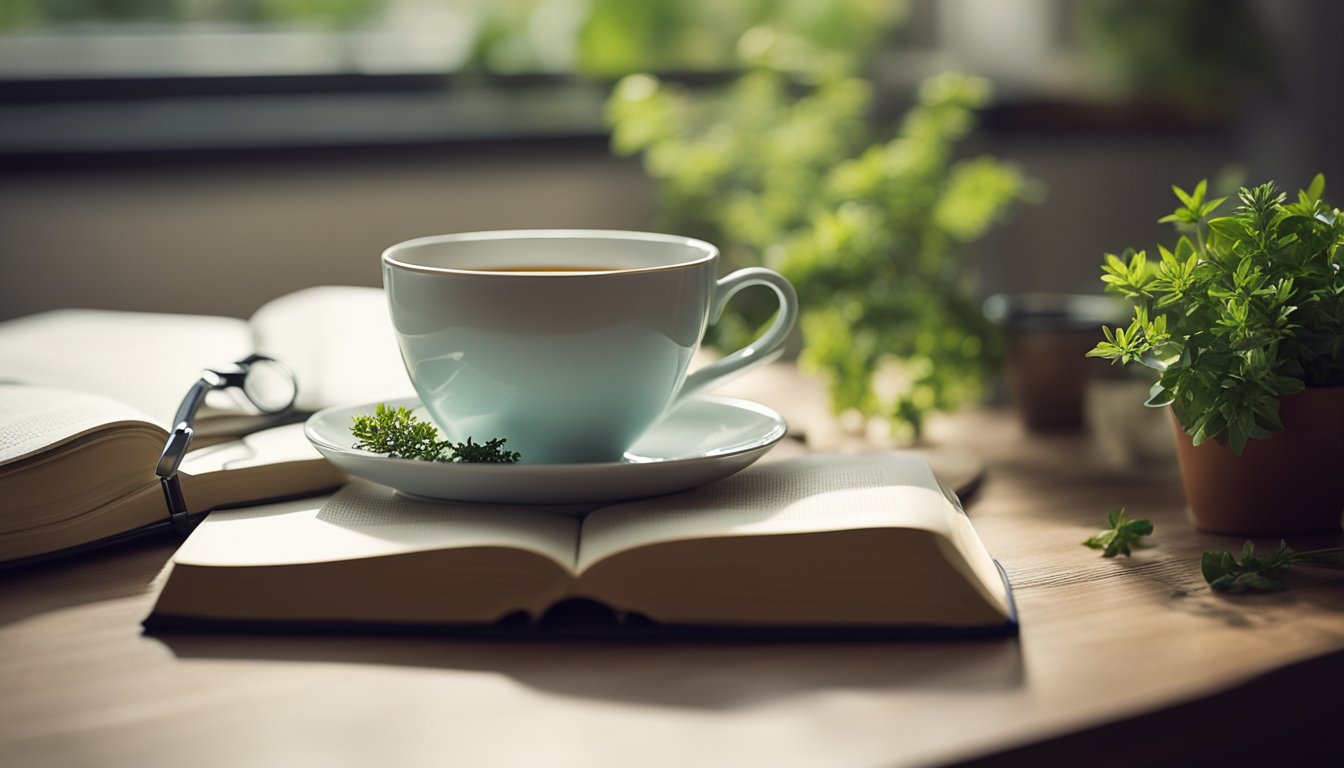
382,229,797,464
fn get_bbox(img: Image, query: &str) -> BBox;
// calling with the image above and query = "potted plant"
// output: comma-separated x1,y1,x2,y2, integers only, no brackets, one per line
1088,175,1344,535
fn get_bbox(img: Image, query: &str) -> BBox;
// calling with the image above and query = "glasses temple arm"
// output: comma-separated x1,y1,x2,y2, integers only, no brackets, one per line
170,377,217,430
159,374,219,533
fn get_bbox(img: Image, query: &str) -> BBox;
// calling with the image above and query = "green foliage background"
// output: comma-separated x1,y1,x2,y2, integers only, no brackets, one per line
1076,0,1270,114
608,66,1030,438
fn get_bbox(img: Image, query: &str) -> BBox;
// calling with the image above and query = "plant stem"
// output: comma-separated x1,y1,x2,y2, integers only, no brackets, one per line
1293,547,1344,566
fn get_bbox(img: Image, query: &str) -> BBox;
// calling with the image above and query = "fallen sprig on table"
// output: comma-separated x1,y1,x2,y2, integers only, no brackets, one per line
1083,507,1154,558
1085,506,1344,593
1202,540,1344,593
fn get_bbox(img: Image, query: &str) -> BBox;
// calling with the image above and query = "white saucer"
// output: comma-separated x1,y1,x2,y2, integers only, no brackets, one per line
304,395,787,506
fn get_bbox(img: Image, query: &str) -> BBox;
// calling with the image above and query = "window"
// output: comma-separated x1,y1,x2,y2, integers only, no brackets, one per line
0,0,903,79
0,1,1277,162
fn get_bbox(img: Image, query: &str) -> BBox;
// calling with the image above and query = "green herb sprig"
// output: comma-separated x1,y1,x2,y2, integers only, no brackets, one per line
1083,507,1154,557
351,403,520,464
1202,540,1344,592
1085,504,1344,593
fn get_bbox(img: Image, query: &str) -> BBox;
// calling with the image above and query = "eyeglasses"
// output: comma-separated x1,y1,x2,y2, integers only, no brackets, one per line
155,354,299,531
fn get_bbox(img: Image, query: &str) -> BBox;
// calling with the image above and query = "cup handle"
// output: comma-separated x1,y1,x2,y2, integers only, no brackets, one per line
675,267,799,404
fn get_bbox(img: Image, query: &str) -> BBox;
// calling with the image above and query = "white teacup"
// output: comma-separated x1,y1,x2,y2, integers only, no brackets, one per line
382,229,798,464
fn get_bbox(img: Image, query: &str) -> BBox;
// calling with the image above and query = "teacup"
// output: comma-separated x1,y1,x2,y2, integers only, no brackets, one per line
382,229,798,464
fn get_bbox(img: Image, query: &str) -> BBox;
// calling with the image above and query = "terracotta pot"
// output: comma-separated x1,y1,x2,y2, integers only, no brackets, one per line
1171,386,1344,535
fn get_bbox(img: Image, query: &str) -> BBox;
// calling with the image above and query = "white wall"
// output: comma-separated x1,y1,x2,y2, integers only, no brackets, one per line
0,146,655,321
0,125,1307,324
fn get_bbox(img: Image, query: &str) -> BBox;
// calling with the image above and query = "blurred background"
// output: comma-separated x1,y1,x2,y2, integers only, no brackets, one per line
4,0,1339,315
0,0,1340,434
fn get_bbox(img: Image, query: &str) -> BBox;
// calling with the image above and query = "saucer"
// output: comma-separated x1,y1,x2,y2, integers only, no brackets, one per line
304,395,788,506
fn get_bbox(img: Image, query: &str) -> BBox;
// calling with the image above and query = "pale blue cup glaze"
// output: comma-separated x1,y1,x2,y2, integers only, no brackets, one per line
382,230,797,464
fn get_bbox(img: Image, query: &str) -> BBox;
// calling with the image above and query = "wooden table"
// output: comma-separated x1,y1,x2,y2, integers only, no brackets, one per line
3,407,1342,768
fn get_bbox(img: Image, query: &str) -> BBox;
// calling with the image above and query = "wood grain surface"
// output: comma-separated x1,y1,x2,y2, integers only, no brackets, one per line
2,405,1342,768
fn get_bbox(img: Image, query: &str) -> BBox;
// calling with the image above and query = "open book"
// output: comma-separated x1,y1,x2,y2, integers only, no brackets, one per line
146,453,1017,637
0,286,412,566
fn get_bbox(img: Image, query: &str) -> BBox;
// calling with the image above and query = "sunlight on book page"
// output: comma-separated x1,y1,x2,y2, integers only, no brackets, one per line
172,480,579,570
576,453,954,572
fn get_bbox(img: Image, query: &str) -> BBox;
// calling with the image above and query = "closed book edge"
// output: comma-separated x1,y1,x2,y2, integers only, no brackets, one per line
144,561,1018,641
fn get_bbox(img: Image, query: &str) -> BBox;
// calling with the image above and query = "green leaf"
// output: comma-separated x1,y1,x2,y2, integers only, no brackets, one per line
1172,183,1196,208
1083,507,1154,558
450,436,522,464
1207,217,1248,241
1239,572,1287,591
1144,381,1174,407
1305,173,1325,203
1202,550,1236,584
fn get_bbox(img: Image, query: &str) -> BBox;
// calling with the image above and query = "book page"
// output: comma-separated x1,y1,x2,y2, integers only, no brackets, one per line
0,309,252,429
0,384,168,555
248,286,416,412
576,452,1010,625
174,479,581,571
578,452,958,572
0,290,415,432
177,423,323,475
175,421,345,517
0,383,160,466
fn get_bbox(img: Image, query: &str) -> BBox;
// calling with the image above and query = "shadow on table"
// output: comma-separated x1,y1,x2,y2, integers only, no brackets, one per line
0,536,175,627
949,648,1344,768
149,625,1024,710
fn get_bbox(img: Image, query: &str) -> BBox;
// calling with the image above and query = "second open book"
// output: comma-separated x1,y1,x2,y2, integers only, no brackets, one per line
0,287,411,565
147,452,1017,637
